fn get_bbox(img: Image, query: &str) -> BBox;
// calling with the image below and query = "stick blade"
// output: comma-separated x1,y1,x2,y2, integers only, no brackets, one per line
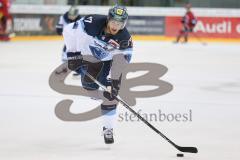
177,146,198,153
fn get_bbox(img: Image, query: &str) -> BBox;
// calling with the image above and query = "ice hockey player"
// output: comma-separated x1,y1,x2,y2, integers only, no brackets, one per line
62,5,133,144
55,6,81,74
174,3,197,43
0,0,13,41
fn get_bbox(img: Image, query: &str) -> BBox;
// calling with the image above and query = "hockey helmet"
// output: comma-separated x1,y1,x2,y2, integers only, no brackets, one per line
108,5,128,29
185,3,192,10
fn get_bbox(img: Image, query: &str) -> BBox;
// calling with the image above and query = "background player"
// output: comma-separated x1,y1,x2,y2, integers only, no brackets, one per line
174,3,197,43
0,0,13,41
55,6,81,74
63,5,133,144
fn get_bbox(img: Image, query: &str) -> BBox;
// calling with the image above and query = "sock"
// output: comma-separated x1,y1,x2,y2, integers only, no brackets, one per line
101,104,117,129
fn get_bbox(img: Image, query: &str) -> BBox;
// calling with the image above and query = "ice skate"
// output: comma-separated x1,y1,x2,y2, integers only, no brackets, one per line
103,127,114,144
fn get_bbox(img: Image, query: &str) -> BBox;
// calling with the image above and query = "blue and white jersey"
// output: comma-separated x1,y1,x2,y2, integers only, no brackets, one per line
63,14,133,62
56,12,81,62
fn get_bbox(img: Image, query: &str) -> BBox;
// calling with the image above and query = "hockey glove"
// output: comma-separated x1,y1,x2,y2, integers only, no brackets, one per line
103,79,121,101
67,52,83,71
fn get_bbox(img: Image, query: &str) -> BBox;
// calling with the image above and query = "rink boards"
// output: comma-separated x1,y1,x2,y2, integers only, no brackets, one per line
9,5,240,40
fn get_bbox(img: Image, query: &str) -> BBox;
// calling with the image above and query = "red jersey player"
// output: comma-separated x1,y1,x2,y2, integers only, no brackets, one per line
0,0,13,41
175,3,197,43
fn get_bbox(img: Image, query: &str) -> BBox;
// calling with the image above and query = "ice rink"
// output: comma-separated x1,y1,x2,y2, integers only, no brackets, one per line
0,40,240,160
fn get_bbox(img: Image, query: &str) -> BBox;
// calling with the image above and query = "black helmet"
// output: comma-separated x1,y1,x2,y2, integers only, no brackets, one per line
108,5,128,29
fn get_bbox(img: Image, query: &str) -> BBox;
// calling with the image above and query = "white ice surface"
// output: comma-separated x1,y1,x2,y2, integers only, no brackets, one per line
0,40,240,160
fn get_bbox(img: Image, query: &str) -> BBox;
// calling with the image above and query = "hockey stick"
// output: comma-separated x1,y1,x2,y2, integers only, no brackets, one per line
192,32,207,46
84,71,198,153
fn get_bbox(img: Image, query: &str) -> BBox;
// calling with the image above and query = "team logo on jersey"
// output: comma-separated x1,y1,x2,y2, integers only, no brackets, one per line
116,9,124,15
89,45,108,60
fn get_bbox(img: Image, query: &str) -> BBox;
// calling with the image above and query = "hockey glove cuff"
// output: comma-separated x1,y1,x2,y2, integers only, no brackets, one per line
67,52,83,71
103,79,121,101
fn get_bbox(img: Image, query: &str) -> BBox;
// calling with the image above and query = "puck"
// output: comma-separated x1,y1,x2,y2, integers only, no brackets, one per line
177,153,184,157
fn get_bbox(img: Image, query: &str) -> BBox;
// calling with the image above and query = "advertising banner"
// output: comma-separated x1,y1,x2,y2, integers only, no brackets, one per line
12,14,165,36
12,14,60,35
165,16,240,38
127,16,165,35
